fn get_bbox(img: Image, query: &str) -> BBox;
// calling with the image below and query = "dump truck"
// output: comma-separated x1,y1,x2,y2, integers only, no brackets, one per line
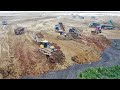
2,21,7,25
68,27,81,38
33,32,44,44
57,27,81,40
79,16,84,19
91,16,95,19
54,22,65,35
100,24,114,30
89,22,100,28
33,32,65,63
14,27,25,35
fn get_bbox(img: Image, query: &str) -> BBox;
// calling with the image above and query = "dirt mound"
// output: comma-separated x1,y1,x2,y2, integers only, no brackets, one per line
72,35,111,64
80,35,111,51
49,50,65,64
71,49,101,64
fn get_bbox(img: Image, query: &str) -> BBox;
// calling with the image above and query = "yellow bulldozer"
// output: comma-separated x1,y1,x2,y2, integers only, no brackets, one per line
33,32,65,63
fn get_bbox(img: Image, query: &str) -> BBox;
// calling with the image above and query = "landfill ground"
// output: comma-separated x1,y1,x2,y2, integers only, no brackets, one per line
0,15,120,79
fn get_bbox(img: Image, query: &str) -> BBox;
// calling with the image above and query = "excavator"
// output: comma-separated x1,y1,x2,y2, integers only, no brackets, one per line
33,32,65,63
90,20,114,35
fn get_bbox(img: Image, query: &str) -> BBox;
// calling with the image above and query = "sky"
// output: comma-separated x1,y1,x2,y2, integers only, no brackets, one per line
0,11,120,16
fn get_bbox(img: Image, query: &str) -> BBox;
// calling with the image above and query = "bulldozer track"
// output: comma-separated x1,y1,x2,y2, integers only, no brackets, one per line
39,48,52,56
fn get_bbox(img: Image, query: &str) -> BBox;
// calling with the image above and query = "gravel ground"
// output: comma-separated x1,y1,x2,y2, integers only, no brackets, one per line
22,39,120,79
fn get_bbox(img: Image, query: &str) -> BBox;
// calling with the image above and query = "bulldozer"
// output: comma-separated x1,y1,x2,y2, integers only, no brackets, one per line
33,32,65,63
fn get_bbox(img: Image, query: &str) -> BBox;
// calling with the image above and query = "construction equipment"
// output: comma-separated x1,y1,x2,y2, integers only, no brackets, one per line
108,20,113,26
2,21,7,25
69,27,81,38
33,32,65,63
14,27,25,35
55,22,81,40
91,16,96,19
33,32,44,44
89,22,100,28
79,16,84,19
100,24,114,30
91,26,102,35
54,22,65,34
57,27,81,40
89,20,114,30
99,20,114,30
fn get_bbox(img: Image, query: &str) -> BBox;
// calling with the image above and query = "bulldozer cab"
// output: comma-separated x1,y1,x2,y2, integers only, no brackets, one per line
40,40,49,48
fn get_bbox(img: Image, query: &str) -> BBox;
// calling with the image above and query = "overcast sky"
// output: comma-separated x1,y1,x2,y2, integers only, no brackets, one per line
0,11,120,16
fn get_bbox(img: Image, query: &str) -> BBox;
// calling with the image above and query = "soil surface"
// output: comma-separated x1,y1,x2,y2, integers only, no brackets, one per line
22,39,120,79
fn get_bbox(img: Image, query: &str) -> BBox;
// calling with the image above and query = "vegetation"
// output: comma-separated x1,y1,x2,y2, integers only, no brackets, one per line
78,65,120,79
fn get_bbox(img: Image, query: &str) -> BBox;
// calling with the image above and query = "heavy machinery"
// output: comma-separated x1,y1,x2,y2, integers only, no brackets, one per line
89,22,100,28
33,32,65,63
68,27,81,38
79,16,84,19
108,20,113,26
89,20,114,30
100,24,114,30
2,21,7,25
101,20,114,30
55,22,81,40
14,27,25,35
91,16,96,19
33,32,44,44
91,26,102,35
54,22,65,35
57,27,81,40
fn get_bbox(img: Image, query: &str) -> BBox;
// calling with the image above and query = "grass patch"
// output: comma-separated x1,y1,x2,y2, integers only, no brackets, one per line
78,65,120,79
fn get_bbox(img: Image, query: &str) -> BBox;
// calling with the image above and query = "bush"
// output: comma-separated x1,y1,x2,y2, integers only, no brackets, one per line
78,65,120,79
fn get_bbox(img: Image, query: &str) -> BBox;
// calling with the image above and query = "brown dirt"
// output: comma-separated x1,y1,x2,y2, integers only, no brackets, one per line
44,31,111,64
72,35,111,64
15,42,57,78
0,16,119,79
0,27,57,79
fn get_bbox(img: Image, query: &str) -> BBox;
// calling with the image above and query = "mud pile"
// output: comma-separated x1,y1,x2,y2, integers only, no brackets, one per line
80,35,111,51
72,35,111,64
